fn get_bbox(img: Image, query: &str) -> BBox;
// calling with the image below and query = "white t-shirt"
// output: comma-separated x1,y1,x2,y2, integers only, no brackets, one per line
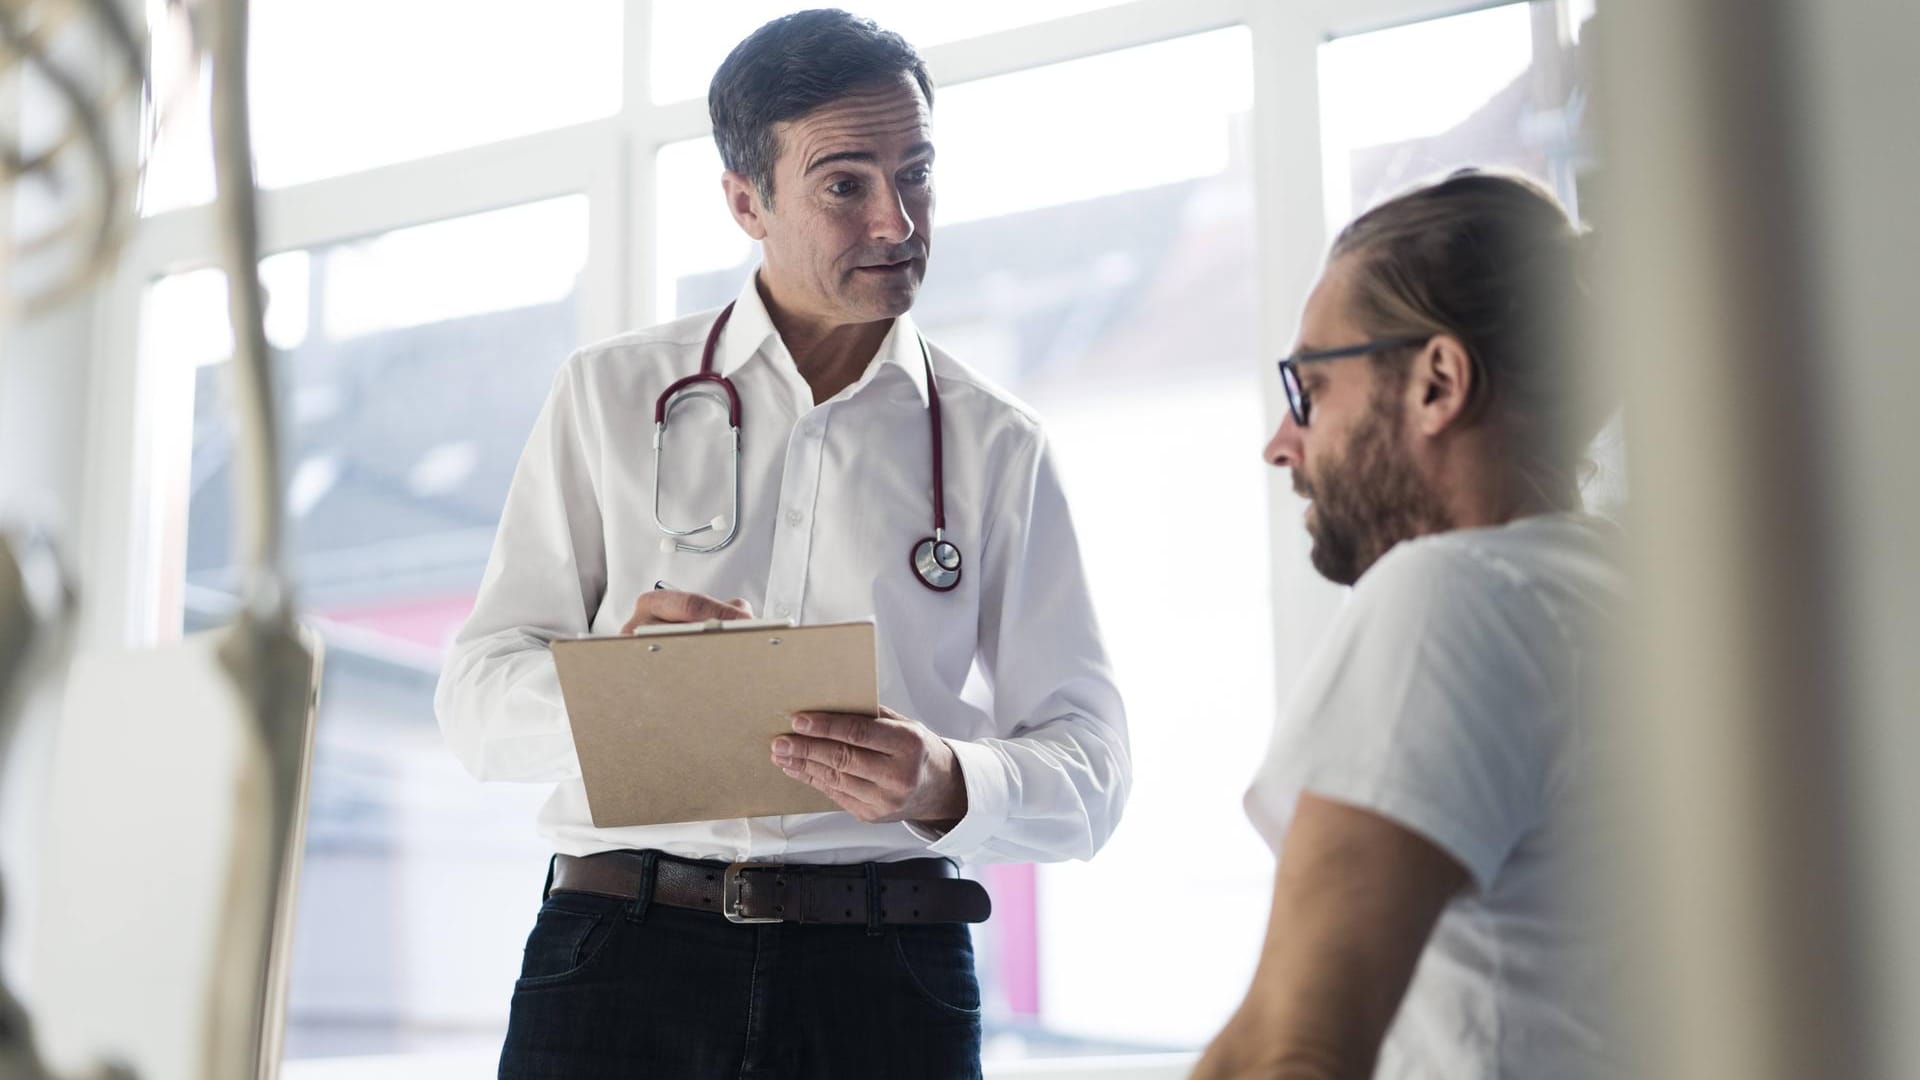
1246,513,1626,1080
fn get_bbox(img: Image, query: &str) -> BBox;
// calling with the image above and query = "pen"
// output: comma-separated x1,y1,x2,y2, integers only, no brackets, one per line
654,580,676,591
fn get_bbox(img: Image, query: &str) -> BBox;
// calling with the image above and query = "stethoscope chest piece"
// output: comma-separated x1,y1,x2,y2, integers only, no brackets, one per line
911,534,963,592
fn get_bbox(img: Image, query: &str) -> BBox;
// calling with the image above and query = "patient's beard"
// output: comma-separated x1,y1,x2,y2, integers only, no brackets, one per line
1299,391,1449,586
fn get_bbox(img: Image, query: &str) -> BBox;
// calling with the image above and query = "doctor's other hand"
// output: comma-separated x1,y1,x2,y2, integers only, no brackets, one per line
772,706,968,831
618,591,754,634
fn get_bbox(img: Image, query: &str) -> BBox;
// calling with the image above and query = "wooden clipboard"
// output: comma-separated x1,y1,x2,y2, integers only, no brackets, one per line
552,618,877,827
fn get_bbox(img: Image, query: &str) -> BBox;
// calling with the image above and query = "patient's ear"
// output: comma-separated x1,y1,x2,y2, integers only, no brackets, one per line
1411,335,1476,437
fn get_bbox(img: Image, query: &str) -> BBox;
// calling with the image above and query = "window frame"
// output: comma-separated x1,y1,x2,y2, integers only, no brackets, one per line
77,0,1536,1070
95,0,1348,644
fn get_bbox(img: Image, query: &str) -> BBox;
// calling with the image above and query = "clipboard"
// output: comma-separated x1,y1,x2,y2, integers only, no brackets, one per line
552,618,878,827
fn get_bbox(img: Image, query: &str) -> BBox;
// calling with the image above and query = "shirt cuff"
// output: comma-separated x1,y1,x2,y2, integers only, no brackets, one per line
904,737,1013,859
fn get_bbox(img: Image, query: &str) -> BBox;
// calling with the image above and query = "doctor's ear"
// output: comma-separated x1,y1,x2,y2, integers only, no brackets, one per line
1410,333,1477,437
722,171,771,241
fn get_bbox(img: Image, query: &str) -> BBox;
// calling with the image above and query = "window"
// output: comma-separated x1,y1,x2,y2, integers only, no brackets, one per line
147,197,589,1059
1318,1,1596,228
931,31,1272,1056
105,3,1609,1075
142,0,622,213
648,0,1118,103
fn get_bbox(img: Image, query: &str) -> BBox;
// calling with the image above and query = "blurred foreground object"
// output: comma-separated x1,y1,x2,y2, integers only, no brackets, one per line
0,0,146,318
1597,0,1920,1077
0,531,131,1080
2,1,325,1078
3,1,155,1070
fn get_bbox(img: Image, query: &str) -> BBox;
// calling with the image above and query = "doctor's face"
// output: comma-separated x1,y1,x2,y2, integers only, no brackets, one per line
733,74,935,327
1264,258,1446,585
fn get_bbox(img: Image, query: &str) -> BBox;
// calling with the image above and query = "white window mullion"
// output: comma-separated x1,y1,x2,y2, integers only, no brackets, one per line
920,0,1250,87
628,98,711,148
80,252,190,648
625,0,655,116
625,135,662,330
625,2,663,329
129,122,617,273
1313,0,1524,41
256,122,615,256
580,135,630,343
1247,0,1351,724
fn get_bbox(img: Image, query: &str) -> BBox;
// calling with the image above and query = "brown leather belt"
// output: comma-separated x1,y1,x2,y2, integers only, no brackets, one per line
549,850,992,926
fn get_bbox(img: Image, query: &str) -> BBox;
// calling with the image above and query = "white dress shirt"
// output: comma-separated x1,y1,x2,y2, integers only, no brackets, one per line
435,275,1130,866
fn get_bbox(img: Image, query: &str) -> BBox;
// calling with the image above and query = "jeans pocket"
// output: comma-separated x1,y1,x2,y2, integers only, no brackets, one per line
515,899,621,988
889,924,982,1016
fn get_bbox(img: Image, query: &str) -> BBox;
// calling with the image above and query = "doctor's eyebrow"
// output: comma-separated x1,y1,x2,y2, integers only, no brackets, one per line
803,142,936,176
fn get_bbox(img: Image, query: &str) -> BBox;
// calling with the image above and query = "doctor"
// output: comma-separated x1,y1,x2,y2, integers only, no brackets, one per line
435,10,1129,1079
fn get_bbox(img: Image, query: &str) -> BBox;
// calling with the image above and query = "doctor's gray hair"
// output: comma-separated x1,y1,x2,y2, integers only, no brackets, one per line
709,9,935,207
1331,169,1606,503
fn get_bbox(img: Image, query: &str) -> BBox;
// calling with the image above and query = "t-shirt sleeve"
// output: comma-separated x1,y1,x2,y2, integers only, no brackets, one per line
1246,541,1564,892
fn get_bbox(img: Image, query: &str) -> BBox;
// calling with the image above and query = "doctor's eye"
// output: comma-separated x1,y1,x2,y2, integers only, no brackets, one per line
901,166,932,187
826,178,863,198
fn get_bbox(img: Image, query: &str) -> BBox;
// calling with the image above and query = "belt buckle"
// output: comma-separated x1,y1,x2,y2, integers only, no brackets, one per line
721,862,786,924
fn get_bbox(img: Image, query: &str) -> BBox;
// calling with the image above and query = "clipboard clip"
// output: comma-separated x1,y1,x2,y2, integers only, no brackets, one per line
622,616,796,640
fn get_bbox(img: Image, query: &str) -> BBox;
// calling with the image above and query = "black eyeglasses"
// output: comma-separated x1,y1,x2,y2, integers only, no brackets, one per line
1276,336,1430,426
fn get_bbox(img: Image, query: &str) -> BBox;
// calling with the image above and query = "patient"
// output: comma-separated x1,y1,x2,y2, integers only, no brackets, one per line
1194,171,1622,1079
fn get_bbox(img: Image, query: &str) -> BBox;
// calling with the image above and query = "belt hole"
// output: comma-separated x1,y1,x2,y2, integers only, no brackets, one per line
774,905,784,914
881,909,889,918
844,909,853,917
705,873,715,882
912,886,920,894
913,909,921,918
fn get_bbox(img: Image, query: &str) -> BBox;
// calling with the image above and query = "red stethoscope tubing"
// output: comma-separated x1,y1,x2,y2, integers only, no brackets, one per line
657,301,962,592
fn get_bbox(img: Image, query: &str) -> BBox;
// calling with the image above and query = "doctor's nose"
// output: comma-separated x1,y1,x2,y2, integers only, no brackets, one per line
1264,410,1302,470
870,187,915,246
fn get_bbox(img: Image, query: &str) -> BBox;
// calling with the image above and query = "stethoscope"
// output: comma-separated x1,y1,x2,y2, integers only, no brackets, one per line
652,301,964,593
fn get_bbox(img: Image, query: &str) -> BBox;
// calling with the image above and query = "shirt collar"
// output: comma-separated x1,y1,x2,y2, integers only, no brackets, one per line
711,271,931,406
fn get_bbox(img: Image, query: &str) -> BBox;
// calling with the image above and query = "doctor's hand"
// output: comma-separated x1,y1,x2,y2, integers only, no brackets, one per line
618,591,753,634
772,706,969,831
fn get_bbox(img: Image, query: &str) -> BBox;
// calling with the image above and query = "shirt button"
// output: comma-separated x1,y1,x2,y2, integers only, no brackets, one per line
786,509,804,527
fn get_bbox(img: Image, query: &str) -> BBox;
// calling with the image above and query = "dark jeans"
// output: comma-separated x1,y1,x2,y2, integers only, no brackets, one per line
498,872,983,1079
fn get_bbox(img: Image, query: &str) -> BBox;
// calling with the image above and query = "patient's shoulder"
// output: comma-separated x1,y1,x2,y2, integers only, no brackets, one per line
1354,514,1622,633
1308,519,1620,738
